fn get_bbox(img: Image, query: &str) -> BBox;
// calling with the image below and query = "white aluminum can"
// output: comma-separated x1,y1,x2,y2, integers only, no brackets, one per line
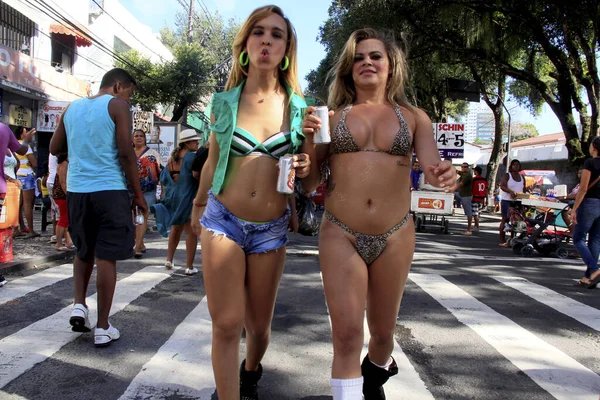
277,154,295,194
313,106,330,144
134,206,145,225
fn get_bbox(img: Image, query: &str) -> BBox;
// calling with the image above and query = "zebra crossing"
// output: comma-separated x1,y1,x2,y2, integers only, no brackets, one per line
0,243,599,399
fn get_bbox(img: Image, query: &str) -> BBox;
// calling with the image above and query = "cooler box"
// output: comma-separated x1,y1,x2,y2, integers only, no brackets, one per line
411,191,453,215
0,227,13,263
0,182,20,230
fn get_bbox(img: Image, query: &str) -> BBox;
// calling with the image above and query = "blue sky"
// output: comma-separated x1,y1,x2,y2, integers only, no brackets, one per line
120,0,563,135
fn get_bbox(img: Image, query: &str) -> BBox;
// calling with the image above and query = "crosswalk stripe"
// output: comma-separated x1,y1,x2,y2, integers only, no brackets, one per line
0,265,175,389
0,263,73,306
119,296,215,400
409,273,600,400
361,318,435,400
493,276,600,332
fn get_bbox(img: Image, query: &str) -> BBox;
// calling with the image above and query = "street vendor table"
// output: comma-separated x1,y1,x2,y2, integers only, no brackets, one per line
519,198,567,210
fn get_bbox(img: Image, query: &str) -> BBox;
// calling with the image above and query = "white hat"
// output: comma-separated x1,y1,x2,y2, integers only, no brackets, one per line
179,129,200,143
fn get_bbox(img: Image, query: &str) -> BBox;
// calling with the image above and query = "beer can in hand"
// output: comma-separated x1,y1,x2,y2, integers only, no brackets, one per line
134,206,145,225
277,154,295,194
313,106,330,144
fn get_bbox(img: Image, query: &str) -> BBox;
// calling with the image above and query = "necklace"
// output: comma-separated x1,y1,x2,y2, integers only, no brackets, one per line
257,87,279,103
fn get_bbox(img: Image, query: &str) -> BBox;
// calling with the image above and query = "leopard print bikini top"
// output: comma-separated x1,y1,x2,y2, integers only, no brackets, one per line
331,104,412,156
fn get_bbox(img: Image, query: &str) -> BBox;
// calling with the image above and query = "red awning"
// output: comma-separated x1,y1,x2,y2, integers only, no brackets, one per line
49,24,92,47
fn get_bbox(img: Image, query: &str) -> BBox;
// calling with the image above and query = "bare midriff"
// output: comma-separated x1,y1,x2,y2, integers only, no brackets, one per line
216,155,288,222
325,152,411,235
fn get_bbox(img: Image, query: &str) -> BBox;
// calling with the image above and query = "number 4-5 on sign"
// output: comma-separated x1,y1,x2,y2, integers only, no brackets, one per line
437,133,448,146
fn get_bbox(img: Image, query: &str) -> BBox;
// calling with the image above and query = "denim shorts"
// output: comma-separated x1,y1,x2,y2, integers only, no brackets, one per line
200,191,290,254
501,200,515,218
18,174,36,191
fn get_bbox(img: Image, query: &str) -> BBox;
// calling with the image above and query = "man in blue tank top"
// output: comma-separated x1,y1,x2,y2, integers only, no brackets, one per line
50,68,147,347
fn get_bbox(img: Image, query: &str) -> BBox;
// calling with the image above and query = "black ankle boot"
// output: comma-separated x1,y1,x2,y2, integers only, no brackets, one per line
361,354,398,400
240,359,263,400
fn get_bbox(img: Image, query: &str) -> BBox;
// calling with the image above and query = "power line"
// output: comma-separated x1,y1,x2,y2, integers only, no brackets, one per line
89,0,167,62
196,0,219,39
26,0,145,75
8,3,112,73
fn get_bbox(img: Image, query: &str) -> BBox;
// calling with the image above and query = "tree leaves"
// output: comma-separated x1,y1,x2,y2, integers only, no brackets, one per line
117,10,239,121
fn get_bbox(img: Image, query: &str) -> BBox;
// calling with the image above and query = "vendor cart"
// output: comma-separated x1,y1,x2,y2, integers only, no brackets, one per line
411,190,454,234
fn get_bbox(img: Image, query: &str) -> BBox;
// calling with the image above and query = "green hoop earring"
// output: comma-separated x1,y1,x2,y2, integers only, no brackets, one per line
239,51,249,67
280,56,289,71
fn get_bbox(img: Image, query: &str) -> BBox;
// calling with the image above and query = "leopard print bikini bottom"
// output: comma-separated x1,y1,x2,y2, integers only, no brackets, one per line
324,210,411,265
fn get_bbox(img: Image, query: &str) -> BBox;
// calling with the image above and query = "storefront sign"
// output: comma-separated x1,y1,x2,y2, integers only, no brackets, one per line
37,101,69,132
9,104,32,127
0,44,89,101
433,123,465,159
132,110,154,135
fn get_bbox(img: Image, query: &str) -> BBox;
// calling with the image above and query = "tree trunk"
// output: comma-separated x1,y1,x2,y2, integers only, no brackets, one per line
545,98,584,161
486,107,504,200
171,100,188,123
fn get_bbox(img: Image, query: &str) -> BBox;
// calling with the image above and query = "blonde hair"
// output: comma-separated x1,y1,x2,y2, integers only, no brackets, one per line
328,28,412,111
226,5,303,98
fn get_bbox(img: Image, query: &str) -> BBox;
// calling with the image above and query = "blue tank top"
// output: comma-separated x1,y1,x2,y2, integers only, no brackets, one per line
63,94,127,193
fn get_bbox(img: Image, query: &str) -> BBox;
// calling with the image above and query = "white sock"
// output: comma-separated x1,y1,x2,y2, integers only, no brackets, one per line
330,377,363,400
370,357,393,370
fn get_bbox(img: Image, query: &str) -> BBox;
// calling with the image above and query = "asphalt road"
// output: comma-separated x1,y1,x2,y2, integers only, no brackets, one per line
1,211,599,400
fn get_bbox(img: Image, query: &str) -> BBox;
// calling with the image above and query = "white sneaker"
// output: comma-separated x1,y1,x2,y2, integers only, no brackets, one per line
49,235,57,244
165,260,174,270
94,323,120,347
184,267,198,275
69,303,91,332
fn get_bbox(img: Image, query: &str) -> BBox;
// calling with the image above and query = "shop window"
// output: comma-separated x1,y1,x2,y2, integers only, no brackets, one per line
51,33,75,74
0,3,35,53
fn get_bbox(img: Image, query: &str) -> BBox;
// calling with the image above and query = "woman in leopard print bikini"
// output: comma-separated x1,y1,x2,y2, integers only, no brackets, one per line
302,29,457,400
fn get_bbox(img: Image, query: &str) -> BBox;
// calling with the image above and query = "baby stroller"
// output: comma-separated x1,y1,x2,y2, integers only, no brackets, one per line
508,201,571,258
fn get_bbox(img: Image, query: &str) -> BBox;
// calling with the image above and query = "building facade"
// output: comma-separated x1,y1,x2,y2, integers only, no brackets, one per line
0,0,173,174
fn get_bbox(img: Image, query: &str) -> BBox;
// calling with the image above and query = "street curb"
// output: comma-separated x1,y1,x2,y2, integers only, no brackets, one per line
0,250,75,275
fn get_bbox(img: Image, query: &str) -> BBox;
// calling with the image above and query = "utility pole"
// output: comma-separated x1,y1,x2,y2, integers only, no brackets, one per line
187,0,194,43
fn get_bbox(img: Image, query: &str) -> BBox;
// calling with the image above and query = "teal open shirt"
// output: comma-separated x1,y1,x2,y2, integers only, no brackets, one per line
209,80,307,195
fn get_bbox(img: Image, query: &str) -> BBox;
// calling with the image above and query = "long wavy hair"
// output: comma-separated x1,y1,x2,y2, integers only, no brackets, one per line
226,5,303,99
171,142,188,164
328,28,412,111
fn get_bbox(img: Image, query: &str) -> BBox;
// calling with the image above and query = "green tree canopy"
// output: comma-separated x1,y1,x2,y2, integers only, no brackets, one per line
510,122,539,143
118,8,239,122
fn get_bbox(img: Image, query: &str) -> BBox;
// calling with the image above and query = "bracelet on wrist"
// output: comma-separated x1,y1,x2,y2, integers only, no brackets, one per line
193,201,207,208
134,192,143,198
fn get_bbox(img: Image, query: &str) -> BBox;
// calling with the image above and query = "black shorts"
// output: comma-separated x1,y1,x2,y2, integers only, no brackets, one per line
67,190,134,261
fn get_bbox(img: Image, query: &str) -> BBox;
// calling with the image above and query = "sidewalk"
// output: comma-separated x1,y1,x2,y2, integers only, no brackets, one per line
1,208,160,275
1,207,75,275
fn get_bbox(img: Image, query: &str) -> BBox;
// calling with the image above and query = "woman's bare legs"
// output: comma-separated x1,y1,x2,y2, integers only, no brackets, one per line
183,222,198,269
243,247,286,370
319,220,368,379
201,229,246,400
166,224,184,264
22,188,36,235
366,224,415,365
